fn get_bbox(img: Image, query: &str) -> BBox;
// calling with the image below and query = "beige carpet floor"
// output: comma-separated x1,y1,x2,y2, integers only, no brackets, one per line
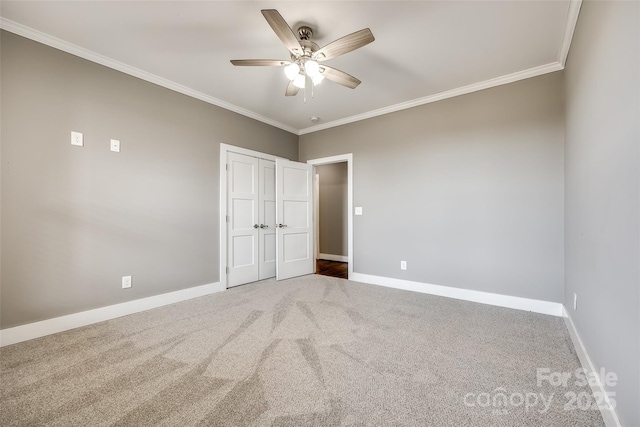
1,275,605,426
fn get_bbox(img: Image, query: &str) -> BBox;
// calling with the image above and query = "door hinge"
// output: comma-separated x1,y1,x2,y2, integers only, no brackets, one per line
226,164,229,171
226,266,230,274
226,215,230,223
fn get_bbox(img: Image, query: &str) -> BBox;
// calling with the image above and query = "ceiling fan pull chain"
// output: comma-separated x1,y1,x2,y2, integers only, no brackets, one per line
312,77,315,99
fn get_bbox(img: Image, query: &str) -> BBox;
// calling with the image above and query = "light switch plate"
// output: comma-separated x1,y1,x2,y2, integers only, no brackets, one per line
71,131,83,146
355,207,363,215
110,139,120,152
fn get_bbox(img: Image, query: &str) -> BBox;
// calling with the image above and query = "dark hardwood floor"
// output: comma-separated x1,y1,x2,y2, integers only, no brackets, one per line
316,259,348,279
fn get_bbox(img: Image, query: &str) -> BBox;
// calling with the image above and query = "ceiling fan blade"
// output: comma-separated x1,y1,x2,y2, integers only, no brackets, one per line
314,28,374,61
285,81,300,96
231,59,288,67
261,9,303,56
320,66,361,89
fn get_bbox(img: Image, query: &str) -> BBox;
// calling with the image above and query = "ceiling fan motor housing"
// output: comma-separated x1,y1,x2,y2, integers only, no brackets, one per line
297,26,313,41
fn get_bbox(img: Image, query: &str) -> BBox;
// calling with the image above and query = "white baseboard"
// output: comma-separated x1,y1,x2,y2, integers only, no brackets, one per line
0,282,224,347
350,272,564,317
318,253,349,263
562,307,622,427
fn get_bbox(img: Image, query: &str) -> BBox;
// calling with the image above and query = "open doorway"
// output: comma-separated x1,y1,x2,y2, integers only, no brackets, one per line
308,154,353,280
315,163,348,278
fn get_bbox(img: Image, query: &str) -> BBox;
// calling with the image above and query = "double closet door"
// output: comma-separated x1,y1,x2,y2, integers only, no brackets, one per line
227,151,313,287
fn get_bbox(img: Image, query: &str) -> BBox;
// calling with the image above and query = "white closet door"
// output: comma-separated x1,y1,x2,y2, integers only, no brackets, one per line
258,159,276,279
276,159,314,280
227,152,259,287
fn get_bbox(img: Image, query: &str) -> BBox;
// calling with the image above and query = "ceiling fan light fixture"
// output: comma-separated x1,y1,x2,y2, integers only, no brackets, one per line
293,74,306,89
312,74,325,85
284,63,300,80
305,60,320,78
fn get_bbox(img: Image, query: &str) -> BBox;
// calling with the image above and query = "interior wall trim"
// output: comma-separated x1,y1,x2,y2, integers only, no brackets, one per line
0,18,298,135
0,282,224,347
559,0,583,66
563,307,622,427
2,1,581,138
298,61,564,135
318,253,349,263
351,272,564,317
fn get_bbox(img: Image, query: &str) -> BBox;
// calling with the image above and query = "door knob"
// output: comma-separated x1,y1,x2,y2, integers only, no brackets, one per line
278,224,287,228
253,224,259,229
260,224,269,228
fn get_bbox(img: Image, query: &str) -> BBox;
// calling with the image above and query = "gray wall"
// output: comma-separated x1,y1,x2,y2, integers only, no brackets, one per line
317,163,348,257
564,1,640,426
300,72,565,303
0,32,298,329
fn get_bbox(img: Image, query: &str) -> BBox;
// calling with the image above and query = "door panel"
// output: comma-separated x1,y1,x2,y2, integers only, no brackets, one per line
283,200,309,228
232,235,255,267
283,233,309,262
264,234,276,261
227,153,259,287
232,199,255,228
276,159,314,280
264,201,276,226
283,167,309,196
259,159,276,280
232,162,255,193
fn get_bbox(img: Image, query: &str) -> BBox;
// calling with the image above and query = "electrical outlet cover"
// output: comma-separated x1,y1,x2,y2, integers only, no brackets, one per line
71,131,83,146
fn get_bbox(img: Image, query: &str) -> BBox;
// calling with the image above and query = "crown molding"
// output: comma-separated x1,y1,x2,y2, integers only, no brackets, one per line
559,0,583,66
2,0,580,138
0,18,299,135
298,61,564,135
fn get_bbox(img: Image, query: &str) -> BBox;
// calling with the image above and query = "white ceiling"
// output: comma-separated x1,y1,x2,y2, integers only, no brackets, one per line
0,1,579,135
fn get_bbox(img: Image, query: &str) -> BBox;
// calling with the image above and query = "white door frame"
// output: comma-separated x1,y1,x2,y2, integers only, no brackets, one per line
220,143,286,289
307,154,353,280
314,173,320,264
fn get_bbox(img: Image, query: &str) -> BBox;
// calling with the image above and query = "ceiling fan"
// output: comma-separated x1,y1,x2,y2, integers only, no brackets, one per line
231,9,375,97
